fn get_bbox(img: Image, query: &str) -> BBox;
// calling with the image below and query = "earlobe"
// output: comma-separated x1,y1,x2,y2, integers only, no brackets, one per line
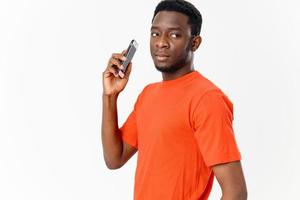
191,36,202,52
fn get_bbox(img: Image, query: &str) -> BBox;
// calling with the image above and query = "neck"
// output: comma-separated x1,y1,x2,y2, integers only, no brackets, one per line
162,64,194,81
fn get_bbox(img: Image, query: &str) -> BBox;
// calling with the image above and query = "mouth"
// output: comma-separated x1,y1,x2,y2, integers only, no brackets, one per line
155,54,170,62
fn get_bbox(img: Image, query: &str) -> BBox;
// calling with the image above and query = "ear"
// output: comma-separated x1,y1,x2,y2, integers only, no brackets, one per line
191,36,202,52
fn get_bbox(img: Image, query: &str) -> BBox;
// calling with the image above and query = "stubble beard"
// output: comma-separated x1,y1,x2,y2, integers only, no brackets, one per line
154,52,190,73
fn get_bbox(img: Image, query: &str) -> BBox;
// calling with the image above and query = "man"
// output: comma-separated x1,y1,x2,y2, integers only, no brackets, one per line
101,0,247,199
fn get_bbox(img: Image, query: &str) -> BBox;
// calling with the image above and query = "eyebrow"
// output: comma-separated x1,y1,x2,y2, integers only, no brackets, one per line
150,26,183,31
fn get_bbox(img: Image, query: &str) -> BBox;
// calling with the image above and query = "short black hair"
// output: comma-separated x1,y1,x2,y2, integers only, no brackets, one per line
152,0,202,36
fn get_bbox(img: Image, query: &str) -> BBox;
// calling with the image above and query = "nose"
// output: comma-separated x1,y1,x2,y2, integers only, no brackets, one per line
156,34,169,49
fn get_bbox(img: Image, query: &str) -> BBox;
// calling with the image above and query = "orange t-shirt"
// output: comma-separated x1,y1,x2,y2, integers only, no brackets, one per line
120,71,241,200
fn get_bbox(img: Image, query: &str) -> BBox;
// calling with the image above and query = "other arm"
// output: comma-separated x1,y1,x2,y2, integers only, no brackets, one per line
212,161,247,200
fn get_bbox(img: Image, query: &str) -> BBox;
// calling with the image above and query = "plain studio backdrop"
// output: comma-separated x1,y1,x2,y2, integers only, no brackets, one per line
0,0,299,199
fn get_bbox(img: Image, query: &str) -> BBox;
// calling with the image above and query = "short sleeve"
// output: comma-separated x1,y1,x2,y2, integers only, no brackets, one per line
119,85,149,150
192,90,241,167
120,109,138,149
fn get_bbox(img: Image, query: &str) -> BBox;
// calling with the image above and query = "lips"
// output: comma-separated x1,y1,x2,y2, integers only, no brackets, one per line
155,53,170,62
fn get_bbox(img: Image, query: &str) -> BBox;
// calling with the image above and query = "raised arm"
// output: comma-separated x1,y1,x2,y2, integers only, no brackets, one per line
101,52,137,169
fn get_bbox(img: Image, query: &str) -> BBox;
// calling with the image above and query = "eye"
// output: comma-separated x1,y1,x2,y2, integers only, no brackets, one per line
170,33,181,38
151,32,159,37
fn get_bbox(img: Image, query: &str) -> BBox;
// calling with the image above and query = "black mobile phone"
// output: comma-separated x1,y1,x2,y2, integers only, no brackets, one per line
118,39,138,78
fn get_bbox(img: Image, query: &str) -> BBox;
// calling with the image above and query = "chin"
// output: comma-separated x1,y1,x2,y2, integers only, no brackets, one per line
155,64,181,73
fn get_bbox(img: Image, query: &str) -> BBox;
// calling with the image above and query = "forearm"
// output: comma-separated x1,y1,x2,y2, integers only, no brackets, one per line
101,94,123,169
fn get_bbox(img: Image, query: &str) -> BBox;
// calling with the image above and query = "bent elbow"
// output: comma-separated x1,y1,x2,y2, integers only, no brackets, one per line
106,163,121,170
104,159,122,170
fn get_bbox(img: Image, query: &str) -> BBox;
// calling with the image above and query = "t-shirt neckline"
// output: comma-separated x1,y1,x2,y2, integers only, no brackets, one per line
159,70,200,87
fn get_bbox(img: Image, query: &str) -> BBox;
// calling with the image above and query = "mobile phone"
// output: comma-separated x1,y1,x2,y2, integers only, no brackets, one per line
118,39,138,78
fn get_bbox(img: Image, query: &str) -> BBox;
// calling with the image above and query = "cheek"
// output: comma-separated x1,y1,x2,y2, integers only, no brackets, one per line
172,42,190,58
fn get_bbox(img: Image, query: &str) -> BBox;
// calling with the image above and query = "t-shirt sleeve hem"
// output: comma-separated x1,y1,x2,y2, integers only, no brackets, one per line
206,153,242,167
121,133,138,149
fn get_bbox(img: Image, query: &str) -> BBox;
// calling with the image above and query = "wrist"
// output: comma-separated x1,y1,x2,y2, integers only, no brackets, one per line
102,93,119,100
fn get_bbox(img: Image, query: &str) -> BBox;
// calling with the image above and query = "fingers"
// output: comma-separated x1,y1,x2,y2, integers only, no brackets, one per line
112,52,127,63
121,49,127,55
123,62,132,79
117,62,132,79
104,49,134,80
110,53,126,69
110,57,124,71
105,52,127,77
106,65,119,77
118,69,125,78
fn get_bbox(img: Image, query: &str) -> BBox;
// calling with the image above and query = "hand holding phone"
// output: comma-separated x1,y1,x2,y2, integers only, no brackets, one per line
118,39,138,78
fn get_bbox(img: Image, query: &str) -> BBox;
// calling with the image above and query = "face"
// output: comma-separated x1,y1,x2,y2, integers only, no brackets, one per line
150,11,193,73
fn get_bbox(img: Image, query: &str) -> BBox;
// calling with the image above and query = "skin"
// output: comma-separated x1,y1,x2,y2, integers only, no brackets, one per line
150,11,201,80
101,53,137,169
102,10,247,199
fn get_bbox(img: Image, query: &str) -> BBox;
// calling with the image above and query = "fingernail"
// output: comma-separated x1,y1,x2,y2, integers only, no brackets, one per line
122,56,126,61
120,65,124,70
118,71,124,78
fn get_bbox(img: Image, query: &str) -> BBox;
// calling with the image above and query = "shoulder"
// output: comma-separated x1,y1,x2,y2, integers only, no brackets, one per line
201,89,233,111
139,82,157,95
192,89,234,122
192,72,221,94
190,73,234,118
134,82,158,105
137,82,161,97
189,72,231,104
